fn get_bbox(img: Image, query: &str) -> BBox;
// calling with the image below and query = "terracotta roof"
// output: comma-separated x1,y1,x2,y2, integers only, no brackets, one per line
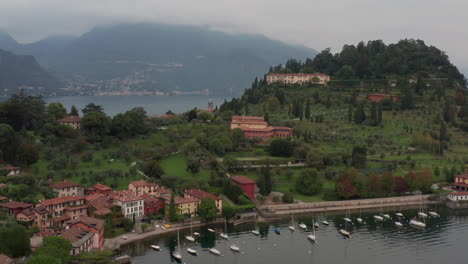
449,192,468,196
0,254,14,264
185,188,220,201
453,182,468,188
53,215,71,222
139,193,166,202
231,176,256,184
50,181,82,189
18,208,34,217
164,196,199,205
33,206,49,215
94,208,111,216
0,196,7,201
85,193,102,202
65,204,88,211
60,226,93,246
66,216,104,230
93,183,112,191
156,187,172,195
267,73,329,77
57,116,82,123
0,183,6,188
1,166,19,170
130,180,157,188
455,174,468,179
0,201,33,209
232,116,265,120
41,195,85,207
110,190,143,203
87,194,111,211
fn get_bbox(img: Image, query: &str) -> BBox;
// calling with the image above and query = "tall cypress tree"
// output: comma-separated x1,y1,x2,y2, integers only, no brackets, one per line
370,102,377,125
169,194,177,222
305,98,311,120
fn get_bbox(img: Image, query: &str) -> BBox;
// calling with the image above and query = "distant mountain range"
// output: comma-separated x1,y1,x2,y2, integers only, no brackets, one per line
0,49,61,96
0,24,317,96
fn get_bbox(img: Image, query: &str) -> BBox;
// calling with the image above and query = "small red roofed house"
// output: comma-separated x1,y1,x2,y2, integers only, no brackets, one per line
230,116,293,143
1,165,20,176
16,205,51,230
65,216,105,250
50,181,85,197
129,180,159,196
57,116,82,130
184,188,222,214
87,183,113,196
453,173,468,191
368,93,398,102
0,201,33,215
231,176,256,200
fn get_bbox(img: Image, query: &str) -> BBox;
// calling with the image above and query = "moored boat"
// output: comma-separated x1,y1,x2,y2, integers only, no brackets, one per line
339,229,351,237
230,244,240,252
410,219,426,228
299,223,307,229
322,220,329,226
429,211,440,217
209,248,221,256
274,228,281,234
395,221,403,227
150,245,161,251
187,248,197,255
374,215,384,221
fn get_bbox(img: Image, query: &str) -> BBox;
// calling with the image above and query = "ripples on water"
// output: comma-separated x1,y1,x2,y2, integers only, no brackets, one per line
121,208,468,264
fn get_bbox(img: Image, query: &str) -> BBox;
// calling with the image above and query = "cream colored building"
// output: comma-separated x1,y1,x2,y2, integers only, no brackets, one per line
266,73,330,85
57,116,82,130
165,196,199,216
184,188,223,214
230,116,268,130
50,181,85,197
110,190,144,219
128,180,158,196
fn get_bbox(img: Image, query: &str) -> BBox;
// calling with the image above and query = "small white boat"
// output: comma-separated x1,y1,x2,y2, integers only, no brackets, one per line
357,217,363,223
209,248,221,256
308,234,316,242
418,212,428,218
193,232,200,236
150,245,161,251
344,217,352,223
185,235,195,242
220,233,229,240
230,244,240,252
383,214,391,219
395,221,403,227
288,226,295,231
374,215,384,221
299,223,307,229
322,220,329,226
187,248,197,255
314,222,319,228
410,219,426,228
172,252,182,261
395,212,403,217
429,211,440,217
251,230,260,236
339,229,351,237
207,228,215,232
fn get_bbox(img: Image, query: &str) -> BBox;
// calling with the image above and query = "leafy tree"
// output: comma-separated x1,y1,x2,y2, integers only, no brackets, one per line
223,155,239,172
282,192,294,203
187,108,198,121
0,123,20,164
232,128,246,151
33,237,71,264
168,194,177,222
186,158,200,175
70,105,79,116
82,103,104,114
336,174,357,199
82,111,112,142
47,102,67,121
142,160,164,179
111,107,148,138
354,102,366,124
268,138,294,157
28,254,61,264
223,180,244,203
16,143,39,165
305,98,311,120
394,176,408,194
266,96,280,113
400,87,415,110
351,146,367,168
198,198,217,221
367,173,382,197
336,65,355,79
258,164,272,196
0,224,31,257
381,172,395,195
198,111,213,121
0,92,47,131
295,168,324,195
121,218,133,232
306,151,324,169
76,250,114,264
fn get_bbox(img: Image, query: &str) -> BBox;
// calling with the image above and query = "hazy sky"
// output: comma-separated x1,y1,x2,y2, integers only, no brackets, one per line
1,0,467,72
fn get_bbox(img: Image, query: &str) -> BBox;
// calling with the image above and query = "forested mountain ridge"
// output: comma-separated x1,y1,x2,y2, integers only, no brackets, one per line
0,24,317,96
0,49,61,96
269,39,466,87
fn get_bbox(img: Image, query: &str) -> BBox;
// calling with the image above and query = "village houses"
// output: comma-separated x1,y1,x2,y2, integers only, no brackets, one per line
266,73,330,85
109,190,144,219
230,116,293,143
184,188,223,214
164,196,199,216
40,195,86,218
50,181,85,197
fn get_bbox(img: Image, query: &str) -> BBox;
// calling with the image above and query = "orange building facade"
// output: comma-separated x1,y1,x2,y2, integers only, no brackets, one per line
230,116,293,143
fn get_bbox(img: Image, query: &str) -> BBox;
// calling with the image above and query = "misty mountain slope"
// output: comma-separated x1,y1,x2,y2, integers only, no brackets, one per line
0,49,61,96
0,23,317,95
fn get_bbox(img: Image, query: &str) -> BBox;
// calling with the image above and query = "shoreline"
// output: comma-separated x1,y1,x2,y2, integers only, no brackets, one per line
105,194,442,250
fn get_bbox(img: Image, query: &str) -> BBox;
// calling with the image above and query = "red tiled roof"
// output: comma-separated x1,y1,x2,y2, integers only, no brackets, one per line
60,226,93,243
93,183,112,191
156,187,172,195
53,215,71,222
130,180,157,188
50,181,82,189
57,116,82,123
65,205,88,211
231,176,256,184
0,254,14,264
0,196,7,201
66,216,104,230
1,166,19,170
0,201,33,209
455,174,468,179
18,208,34,217
85,193,102,202
41,195,85,207
453,182,468,188
449,192,468,196
0,183,6,188
267,73,329,77
110,190,143,203
164,196,199,205
185,188,220,201
94,208,111,216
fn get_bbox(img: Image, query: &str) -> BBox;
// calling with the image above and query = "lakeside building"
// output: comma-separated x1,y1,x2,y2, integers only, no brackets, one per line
368,93,398,102
453,173,468,191
230,176,256,200
266,73,330,85
448,192,468,201
59,226,94,256
109,190,144,219
140,193,165,215
164,196,199,216
57,116,82,130
50,181,85,197
65,216,105,250
184,188,222,214
40,196,86,217
230,116,293,143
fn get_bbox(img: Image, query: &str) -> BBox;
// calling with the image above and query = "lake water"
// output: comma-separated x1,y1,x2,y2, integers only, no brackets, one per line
45,95,230,116
120,207,468,264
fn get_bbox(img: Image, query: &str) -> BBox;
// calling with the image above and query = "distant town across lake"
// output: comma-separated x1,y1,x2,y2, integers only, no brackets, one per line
44,95,230,116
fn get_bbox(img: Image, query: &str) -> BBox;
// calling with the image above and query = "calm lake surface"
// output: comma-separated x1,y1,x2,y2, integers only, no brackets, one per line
120,207,468,264
45,95,229,116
